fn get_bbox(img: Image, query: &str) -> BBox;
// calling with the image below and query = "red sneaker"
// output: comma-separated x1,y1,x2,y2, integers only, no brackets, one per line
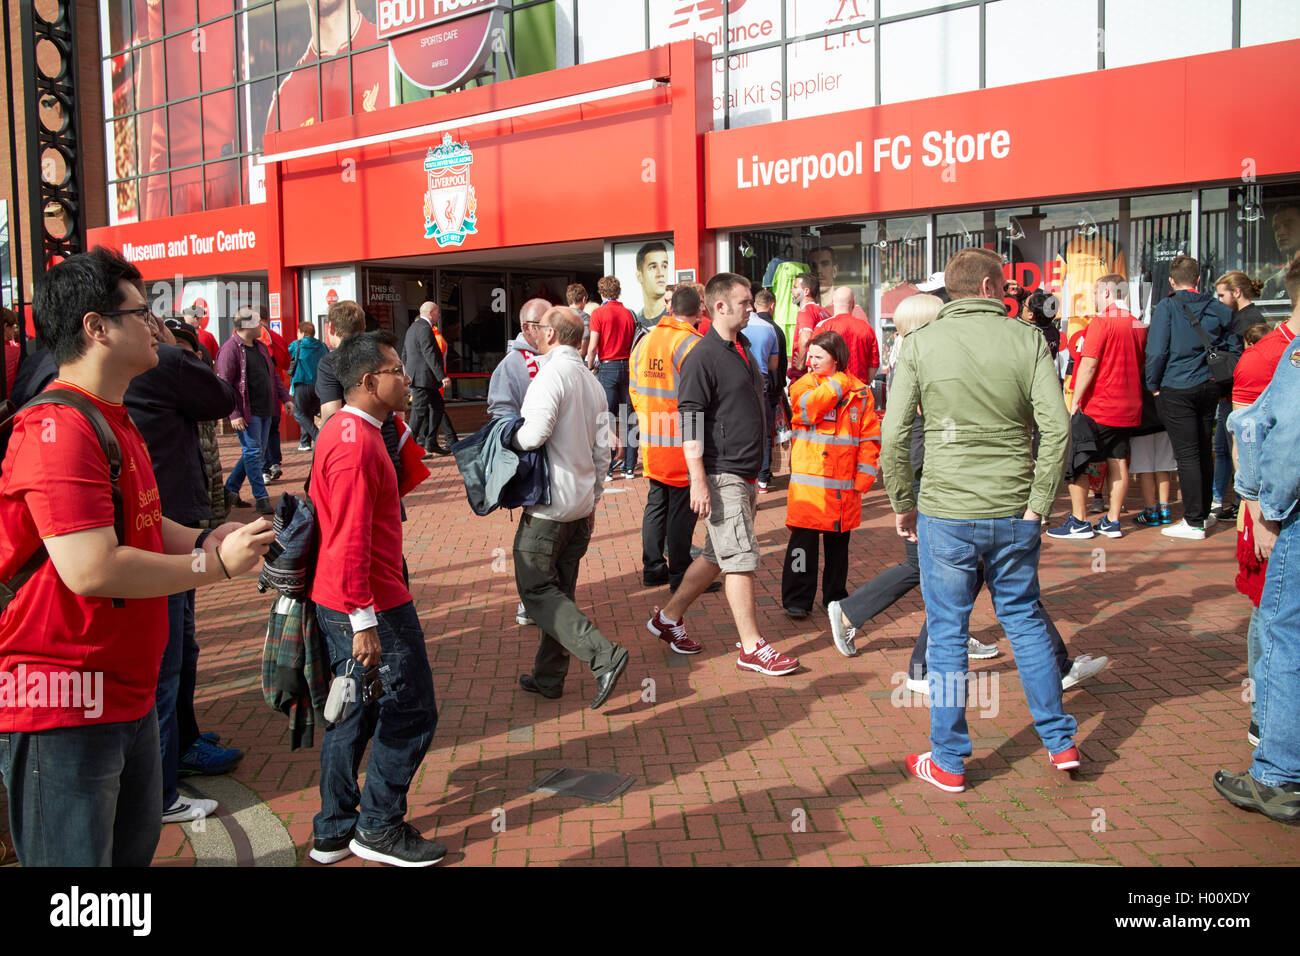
1049,746,1081,770
647,609,701,655
906,752,966,793
736,638,799,676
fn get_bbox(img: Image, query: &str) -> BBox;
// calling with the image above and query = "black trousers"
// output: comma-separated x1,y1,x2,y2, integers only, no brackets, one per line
641,479,697,587
1156,379,1219,525
410,384,457,450
781,526,851,612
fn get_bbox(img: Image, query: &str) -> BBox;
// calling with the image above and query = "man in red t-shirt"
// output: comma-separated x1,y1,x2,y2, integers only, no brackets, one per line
1049,274,1145,539
586,275,638,478
0,248,274,867
817,287,880,383
307,330,442,868
790,272,830,377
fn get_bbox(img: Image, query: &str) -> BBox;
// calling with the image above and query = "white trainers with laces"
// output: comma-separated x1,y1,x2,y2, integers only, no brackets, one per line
1061,654,1110,690
162,796,218,824
1161,519,1206,540
967,637,999,659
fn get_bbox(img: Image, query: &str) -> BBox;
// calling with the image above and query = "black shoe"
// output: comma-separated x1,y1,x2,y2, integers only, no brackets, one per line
349,822,446,867
1216,504,1238,521
642,571,671,587
224,488,250,510
309,827,355,864
590,649,629,709
255,497,274,516
1213,769,1300,822
267,463,283,480
519,674,562,699
785,606,811,619
1248,721,1261,747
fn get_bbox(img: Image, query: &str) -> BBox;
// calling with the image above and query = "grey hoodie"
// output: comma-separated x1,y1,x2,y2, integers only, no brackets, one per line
487,333,539,418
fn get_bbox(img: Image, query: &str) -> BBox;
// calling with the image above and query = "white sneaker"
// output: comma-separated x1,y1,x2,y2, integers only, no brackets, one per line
1061,654,1110,690
162,796,218,824
906,677,929,695
827,600,857,657
967,637,999,659
1204,512,1218,529
1161,519,1206,540
515,602,534,626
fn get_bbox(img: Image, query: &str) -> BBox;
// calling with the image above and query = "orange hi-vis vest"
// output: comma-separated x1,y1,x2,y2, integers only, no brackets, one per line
786,370,882,532
433,327,449,395
629,315,703,487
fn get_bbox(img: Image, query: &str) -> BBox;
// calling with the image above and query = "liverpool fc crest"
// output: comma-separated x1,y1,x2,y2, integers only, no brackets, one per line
422,133,478,246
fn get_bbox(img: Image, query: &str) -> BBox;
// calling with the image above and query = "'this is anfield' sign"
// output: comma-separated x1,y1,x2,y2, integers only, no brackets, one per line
376,0,506,91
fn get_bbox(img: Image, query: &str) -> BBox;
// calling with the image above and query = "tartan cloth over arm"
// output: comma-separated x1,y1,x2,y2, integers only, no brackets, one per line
261,594,330,750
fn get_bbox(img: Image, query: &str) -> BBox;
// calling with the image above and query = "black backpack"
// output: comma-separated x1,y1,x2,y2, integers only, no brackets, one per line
0,389,126,611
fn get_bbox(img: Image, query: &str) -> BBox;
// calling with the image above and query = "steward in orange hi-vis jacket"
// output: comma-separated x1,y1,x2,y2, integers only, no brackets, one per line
781,360,881,615
629,309,704,590
629,315,704,486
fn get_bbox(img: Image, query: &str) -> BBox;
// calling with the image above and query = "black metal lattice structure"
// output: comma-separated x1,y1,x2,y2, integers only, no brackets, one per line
20,0,87,277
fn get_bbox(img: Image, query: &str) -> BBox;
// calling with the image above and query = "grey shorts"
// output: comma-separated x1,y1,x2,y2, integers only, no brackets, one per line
699,472,760,573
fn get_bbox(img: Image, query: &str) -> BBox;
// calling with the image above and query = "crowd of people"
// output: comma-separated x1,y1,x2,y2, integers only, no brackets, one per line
0,239,1296,869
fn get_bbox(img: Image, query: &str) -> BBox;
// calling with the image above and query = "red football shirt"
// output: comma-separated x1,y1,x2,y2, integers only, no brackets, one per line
816,314,877,382
309,407,411,616
795,302,831,355
1080,305,1145,427
1233,323,1296,406
266,16,389,136
0,381,168,731
3,341,18,398
589,301,636,361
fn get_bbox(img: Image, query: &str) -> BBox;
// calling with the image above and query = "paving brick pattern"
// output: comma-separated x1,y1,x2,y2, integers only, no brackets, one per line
154,436,1299,867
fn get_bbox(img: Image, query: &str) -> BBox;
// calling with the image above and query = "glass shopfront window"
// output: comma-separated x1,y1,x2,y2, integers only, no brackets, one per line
1201,183,1300,308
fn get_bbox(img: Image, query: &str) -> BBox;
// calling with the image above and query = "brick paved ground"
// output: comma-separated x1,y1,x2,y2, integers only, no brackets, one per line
148,434,1298,867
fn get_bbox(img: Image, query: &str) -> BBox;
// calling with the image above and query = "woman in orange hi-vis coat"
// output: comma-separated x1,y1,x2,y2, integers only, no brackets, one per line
782,330,882,617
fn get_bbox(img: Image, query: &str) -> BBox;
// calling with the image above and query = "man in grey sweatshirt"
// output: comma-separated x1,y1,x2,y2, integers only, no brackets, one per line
489,297,550,625
488,298,549,418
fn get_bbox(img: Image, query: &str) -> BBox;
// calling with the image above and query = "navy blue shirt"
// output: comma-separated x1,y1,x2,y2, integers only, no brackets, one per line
1145,290,1239,392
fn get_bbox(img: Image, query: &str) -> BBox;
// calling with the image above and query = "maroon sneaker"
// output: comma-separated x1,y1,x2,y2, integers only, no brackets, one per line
1049,746,1081,770
647,609,702,655
735,638,799,676
906,752,966,793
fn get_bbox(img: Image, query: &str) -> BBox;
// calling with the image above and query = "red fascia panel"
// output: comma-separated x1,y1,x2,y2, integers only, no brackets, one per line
704,39,1300,229
87,203,269,280
265,47,672,159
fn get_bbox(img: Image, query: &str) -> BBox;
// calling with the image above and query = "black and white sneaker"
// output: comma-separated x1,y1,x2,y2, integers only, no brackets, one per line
349,822,446,867
309,828,355,864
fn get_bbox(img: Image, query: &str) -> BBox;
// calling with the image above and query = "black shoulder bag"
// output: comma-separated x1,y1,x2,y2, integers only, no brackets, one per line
1179,302,1238,384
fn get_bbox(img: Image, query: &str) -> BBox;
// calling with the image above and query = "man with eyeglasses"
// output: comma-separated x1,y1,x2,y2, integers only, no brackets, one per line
0,247,276,866
215,308,290,516
512,307,629,708
308,331,443,867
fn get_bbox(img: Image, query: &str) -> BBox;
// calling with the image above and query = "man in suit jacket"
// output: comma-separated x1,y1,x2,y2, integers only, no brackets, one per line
403,301,453,455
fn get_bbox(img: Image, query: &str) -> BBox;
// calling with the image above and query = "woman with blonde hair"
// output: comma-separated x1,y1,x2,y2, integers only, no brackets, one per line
886,293,943,379
781,330,881,618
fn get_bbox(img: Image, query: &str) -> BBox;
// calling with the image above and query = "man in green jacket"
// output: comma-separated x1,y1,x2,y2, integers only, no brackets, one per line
881,247,1078,794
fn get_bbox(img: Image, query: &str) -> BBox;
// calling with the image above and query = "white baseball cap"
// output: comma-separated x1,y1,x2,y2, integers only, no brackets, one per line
916,272,945,293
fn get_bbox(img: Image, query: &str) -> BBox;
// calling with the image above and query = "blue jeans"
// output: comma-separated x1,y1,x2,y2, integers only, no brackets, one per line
917,513,1077,776
1213,397,1234,503
0,709,162,866
225,413,271,500
314,602,437,840
158,590,198,809
1250,512,1300,785
596,360,637,475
